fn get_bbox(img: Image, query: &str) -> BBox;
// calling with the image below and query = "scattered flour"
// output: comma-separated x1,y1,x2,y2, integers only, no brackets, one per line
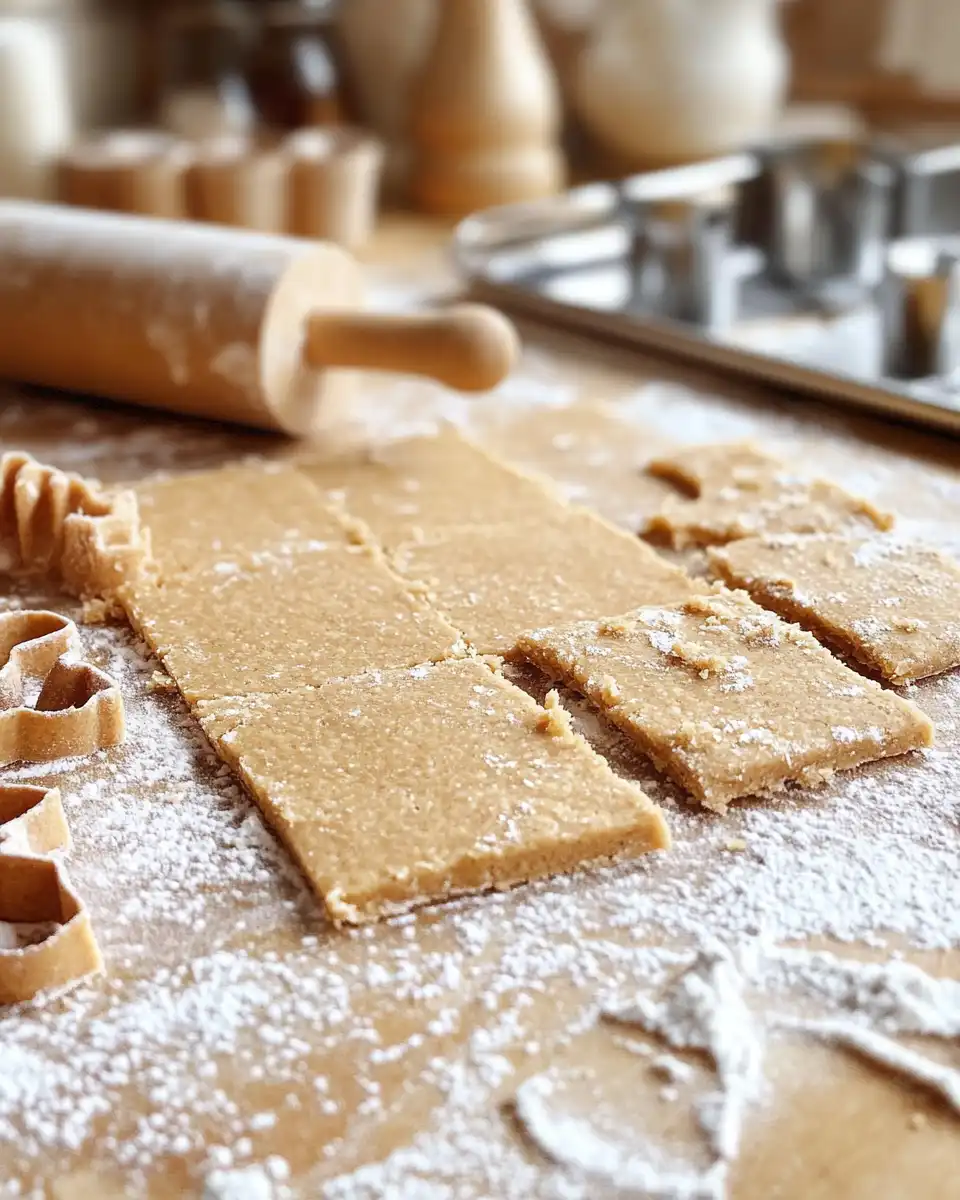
604,943,764,1165
1,349,959,1197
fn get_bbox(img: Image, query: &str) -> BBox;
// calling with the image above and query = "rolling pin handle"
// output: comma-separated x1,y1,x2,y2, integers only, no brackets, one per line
300,303,520,392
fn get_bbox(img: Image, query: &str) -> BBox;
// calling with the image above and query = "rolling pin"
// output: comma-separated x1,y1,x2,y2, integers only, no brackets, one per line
0,202,519,436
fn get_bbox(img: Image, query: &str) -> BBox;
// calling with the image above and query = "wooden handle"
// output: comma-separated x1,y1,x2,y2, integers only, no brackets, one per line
301,303,520,392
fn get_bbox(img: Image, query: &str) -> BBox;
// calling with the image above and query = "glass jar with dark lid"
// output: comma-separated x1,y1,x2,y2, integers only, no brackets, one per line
157,0,256,141
248,0,342,132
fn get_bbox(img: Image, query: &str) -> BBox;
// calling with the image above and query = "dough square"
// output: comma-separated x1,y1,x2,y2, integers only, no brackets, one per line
136,461,351,579
197,659,670,924
123,543,464,703
709,534,960,684
644,442,892,549
466,401,676,528
296,426,565,549
516,589,933,811
390,509,700,656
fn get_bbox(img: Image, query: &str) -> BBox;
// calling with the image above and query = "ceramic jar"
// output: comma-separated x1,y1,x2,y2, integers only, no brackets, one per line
574,0,789,167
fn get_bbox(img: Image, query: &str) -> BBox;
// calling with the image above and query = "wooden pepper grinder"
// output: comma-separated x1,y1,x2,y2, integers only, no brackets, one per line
409,0,564,217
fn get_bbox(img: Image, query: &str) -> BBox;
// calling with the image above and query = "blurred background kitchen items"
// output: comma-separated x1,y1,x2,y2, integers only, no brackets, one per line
573,0,789,169
156,1,256,141
409,0,564,216
336,0,434,195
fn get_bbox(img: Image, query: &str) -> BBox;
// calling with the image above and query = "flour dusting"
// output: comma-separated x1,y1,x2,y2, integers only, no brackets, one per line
1,290,960,1197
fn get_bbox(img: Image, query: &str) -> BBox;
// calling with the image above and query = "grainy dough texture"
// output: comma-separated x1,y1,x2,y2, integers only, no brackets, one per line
644,442,893,549
517,589,933,810
121,435,685,921
390,510,699,657
709,534,960,684
467,401,675,528
124,543,464,704
197,658,670,924
135,462,351,579
296,426,567,549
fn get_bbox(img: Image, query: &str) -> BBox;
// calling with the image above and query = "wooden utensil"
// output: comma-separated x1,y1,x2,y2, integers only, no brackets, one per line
57,130,191,219
0,203,519,437
409,0,564,217
184,134,286,232
284,127,384,248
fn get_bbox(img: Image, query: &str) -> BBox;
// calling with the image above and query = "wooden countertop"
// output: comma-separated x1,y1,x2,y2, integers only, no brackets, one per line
1,216,960,1200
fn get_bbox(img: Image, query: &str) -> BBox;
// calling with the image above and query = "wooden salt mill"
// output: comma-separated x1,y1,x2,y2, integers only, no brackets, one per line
409,0,564,217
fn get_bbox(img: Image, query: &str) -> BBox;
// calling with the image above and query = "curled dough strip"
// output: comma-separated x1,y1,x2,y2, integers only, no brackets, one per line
0,611,117,1003
0,610,126,765
0,451,148,599
0,656,125,766
0,854,102,1004
0,610,80,708
0,784,70,856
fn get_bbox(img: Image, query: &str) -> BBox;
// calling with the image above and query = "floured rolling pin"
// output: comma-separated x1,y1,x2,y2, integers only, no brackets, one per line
0,202,520,437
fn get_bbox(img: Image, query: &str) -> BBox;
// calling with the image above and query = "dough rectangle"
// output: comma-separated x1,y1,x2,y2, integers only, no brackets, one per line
123,542,464,703
708,534,960,684
516,590,933,810
135,461,351,580
197,659,670,924
296,426,567,549
390,510,700,657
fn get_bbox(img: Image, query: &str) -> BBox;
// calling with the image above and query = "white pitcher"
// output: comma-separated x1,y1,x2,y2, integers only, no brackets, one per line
573,0,788,166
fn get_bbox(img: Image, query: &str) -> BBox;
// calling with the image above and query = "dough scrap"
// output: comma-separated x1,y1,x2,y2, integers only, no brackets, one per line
0,610,81,707
517,589,933,811
0,612,125,766
296,425,567,550
0,854,103,1005
0,650,125,767
390,509,701,657
197,658,670,925
708,534,960,685
0,785,71,856
0,451,148,599
644,442,893,549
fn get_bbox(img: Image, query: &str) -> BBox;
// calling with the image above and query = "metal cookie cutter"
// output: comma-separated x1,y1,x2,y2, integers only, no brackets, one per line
874,128,960,238
620,153,761,329
880,236,960,380
755,139,894,290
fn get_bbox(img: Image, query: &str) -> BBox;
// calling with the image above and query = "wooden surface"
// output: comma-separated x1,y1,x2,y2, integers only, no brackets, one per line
1,215,960,1198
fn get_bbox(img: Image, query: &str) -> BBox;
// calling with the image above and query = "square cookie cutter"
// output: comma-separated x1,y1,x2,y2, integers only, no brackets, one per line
452,132,960,437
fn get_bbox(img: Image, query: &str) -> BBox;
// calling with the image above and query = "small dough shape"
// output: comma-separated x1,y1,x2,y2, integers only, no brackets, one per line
0,785,70,856
708,533,960,685
517,589,933,810
0,854,103,1005
0,450,148,600
0,612,125,765
644,442,893,549
0,610,80,708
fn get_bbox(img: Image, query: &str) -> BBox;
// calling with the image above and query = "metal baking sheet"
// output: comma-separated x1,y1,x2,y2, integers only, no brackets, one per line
452,145,960,438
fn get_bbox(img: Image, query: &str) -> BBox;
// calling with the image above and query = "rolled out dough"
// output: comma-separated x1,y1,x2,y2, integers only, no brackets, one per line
198,659,669,924
517,589,933,810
